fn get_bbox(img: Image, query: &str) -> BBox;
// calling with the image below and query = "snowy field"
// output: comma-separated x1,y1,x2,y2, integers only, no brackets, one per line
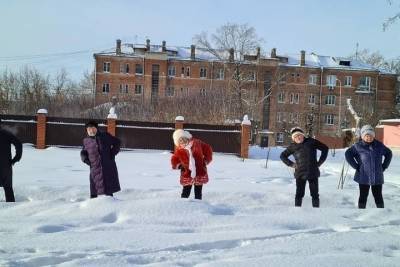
0,145,399,267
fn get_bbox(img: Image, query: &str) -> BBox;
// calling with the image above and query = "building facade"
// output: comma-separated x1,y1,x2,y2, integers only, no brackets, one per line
94,39,398,147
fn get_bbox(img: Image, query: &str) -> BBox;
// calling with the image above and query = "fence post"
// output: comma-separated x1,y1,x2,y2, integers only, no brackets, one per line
107,107,117,136
175,115,184,130
241,115,251,158
36,109,48,149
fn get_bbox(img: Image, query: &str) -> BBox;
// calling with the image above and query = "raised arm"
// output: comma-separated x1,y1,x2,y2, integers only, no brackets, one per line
315,139,329,167
382,145,392,171
345,146,359,170
280,146,295,167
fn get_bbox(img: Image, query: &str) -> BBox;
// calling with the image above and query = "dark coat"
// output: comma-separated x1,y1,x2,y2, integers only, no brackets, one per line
81,131,121,195
0,129,22,187
280,137,329,180
345,139,392,185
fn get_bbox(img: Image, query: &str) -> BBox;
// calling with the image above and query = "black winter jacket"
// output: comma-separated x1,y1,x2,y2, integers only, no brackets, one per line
280,138,328,180
0,129,22,187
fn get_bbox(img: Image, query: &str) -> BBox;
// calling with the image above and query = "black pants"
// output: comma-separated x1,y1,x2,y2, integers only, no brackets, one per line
295,179,319,207
181,185,203,200
3,186,15,202
358,184,384,208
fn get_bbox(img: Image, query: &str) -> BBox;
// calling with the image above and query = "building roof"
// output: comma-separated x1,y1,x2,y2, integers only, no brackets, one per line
94,43,396,74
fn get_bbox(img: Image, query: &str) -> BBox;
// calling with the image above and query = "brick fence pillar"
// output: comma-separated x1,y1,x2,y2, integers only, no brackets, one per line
175,115,184,130
36,109,48,149
241,115,251,158
107,108,117,136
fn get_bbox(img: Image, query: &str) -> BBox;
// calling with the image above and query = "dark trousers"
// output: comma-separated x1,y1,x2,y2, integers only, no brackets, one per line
181,185,203,200
358,184,384,208
295,179,319,207
3,186,15,202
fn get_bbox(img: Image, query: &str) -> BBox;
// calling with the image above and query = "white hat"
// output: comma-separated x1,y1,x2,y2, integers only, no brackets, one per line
290,127,305,139
172,129,192,146
360,125,375,139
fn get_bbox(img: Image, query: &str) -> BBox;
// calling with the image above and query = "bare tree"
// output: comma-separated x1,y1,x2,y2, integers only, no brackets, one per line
383,0,400,31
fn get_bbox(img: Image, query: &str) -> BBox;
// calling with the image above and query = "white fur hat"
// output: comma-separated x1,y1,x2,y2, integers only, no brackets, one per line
172,129,192,146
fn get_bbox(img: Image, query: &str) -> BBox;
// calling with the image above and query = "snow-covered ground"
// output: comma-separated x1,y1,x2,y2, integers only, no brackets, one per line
1,145,399,267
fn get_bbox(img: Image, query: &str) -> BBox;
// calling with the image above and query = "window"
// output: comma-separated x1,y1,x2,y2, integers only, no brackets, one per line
325,95,336,105
186,67,190,77
249,71,256,81
135,64,143,75
326,75,337,88
103,62,111,73
119,84,128,94
168,66,176,77
181,67,185,76
276,132,284,143
200,88,206,96
181,87,189,96
344,76,352,87
200,67,207,78
165,87,174,97
102,83,110,93
324,114,334,125
277,112,283,122
289,113,299,123
358,76,371,90
216,69,224,80
309,74,317,85
278,92,285,103
308,94,316,105
290,93,299,104
135,84,143,95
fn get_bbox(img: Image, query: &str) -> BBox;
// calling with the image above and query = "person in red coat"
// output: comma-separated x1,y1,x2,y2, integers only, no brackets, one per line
171,129,213,200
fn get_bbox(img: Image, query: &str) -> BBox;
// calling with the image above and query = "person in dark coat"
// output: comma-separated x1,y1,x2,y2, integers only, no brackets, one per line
345,125,392,209
280,127,329,208
0,118,22,202
80,121,121,198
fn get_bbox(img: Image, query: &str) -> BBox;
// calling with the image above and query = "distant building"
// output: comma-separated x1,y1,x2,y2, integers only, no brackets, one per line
94,39,398,147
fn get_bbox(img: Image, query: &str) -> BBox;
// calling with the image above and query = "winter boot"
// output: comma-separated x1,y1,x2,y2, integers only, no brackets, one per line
312,198,320,208
358,202,367,209
376,202,384,208
295,198,302,207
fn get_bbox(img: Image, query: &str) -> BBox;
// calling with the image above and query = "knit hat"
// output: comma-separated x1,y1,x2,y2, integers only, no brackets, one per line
360,125,375,139
172,129,192,146
290,127,305,139
85,120,98,128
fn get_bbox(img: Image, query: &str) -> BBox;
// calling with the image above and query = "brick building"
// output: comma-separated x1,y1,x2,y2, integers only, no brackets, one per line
94,39,398,147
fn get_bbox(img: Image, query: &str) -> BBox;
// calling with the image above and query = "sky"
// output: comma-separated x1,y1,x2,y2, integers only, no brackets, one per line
0,0,399,80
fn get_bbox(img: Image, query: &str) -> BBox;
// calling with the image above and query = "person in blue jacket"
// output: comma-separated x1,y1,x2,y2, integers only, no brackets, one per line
345,125,392,209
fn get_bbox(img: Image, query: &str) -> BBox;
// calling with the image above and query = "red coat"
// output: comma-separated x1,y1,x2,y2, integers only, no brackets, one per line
171,138,213,186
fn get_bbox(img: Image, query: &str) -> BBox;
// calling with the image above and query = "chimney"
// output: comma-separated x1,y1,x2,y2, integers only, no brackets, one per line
190,45,196,60
116,39,121,55
229,48,234,62
256,47,261,59
146,39,150,51
162,40,166,52
300,50,306,66
271,48,276,58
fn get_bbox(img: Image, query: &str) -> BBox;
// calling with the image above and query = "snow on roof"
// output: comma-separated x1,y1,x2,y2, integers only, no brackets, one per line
95,43,396,74
283,53,395,74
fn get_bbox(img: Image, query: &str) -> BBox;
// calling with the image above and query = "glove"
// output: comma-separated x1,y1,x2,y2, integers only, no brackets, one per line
11,159,18,166
177,164,184,170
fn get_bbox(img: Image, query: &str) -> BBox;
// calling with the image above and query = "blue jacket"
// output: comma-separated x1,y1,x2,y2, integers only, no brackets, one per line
345,140,392,185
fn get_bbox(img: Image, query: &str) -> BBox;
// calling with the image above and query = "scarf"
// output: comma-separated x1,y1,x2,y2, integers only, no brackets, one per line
184,141,196,178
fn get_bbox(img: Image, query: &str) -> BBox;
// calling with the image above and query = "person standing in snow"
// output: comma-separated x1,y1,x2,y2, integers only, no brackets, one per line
0,118,22,202
345,125,392,209
171,129,213,200
280,127,329,208
80,121,121,198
